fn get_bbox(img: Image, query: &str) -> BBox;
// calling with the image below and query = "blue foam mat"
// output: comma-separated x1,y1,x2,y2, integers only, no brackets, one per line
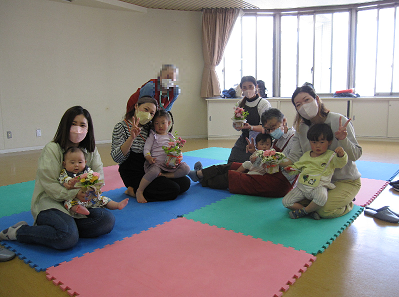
183,147,231,161
0,184,230,271
356,160,399,181
1,147,398,271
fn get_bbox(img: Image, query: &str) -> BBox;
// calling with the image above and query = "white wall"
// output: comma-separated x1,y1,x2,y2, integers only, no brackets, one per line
0,0,205,153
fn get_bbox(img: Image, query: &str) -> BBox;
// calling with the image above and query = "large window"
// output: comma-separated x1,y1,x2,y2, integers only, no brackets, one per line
216,2,399,97
217,14,274,96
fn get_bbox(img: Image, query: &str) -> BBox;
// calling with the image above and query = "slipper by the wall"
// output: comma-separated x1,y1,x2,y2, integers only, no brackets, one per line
46,218,316,297
0,184,231,271
353,178,389,207
364,206,399,223
184,194,363,255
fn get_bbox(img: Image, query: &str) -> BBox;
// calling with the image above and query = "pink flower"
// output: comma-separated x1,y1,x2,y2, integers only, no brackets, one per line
93,172,100,177
80,173,88,179
263,151,271,157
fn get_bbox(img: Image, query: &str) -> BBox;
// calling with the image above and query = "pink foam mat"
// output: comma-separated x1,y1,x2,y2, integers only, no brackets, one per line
46,218,316,297
102,165,124,192
354,178,389,207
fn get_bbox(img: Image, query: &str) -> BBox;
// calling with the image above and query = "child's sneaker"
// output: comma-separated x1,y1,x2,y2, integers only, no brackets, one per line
309,212,321,220
289,208,308,219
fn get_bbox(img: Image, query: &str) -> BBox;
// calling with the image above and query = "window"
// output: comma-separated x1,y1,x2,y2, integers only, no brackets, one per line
216,14,273,96
217,3,399,97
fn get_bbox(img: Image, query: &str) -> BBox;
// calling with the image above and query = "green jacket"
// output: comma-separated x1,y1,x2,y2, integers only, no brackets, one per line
31,142,103,223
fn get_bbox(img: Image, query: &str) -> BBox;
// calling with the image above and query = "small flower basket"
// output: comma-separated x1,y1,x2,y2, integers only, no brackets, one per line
254,149,286,174
165,151,183,167
232,104,249,128
74,172,104,200
162,132,186,168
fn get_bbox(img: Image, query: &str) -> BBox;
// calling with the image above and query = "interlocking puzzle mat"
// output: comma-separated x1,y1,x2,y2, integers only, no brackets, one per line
101,165,124,192
353,178,389,207
184,194,363,255
183,147,231,161
0,184,230,271
0,180,34,217
356,160,399,181
46,218,316,297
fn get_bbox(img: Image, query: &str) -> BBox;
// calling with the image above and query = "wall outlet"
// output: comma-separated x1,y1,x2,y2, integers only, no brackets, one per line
36,129,41,137
7,131,12,139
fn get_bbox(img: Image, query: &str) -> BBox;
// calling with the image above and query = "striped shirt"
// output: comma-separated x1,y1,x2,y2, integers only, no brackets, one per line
111,120,150,164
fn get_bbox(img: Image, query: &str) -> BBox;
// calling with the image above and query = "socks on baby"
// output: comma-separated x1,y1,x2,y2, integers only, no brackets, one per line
188,161,203,182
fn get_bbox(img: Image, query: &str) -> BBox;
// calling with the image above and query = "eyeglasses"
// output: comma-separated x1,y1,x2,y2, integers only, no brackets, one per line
263,124,280,132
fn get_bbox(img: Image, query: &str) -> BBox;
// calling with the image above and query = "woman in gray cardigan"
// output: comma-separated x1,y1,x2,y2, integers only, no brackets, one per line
0,106,115,249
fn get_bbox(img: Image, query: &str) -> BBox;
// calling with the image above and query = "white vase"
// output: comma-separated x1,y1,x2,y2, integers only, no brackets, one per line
165,152,182,168
232,119,247,128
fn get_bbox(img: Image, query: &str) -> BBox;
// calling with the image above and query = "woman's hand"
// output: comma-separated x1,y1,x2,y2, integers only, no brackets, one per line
245,137,256,153
335,117,351,141
127,117,141,139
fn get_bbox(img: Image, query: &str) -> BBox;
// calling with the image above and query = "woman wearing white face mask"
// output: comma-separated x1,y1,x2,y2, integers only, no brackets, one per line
283,84,362,219
126,64,180,113
112,96,190,202
228,76,271,163
0,106,115,249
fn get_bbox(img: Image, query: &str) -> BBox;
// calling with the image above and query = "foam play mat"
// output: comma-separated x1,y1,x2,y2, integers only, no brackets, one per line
0,184,230,271
0,147,397,296
184,194,363,255
46,218,316,297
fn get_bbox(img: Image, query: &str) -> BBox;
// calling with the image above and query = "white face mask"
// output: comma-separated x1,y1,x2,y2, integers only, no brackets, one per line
69,126,87,144
298,99,319,120
135,110,152,125
243,89,256,99
161,79,174,89
270,127,284,139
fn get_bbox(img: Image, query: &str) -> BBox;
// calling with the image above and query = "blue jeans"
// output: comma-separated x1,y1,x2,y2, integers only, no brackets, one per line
16,208,115,250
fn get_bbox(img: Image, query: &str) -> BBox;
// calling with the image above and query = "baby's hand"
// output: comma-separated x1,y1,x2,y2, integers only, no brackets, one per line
335,147,345,157
63,182,73,190
145,154,156,164
249,155,257,163
284,166,297,173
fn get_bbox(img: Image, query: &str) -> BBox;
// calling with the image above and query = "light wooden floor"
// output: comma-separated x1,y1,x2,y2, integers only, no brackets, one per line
1,139,399,297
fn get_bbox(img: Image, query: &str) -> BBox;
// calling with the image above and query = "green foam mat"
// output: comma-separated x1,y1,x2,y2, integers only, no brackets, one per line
0,180,34,217
184,194,363,255
183,147,231,161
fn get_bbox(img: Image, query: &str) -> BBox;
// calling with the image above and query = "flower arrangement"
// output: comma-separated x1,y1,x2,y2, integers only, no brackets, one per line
74,172,104,199
232,105,249,121
162,132,186,167
253,149,286,174
162,132,186,155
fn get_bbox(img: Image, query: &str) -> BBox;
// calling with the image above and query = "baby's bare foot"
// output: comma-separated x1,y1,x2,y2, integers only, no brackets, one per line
118,198,129,210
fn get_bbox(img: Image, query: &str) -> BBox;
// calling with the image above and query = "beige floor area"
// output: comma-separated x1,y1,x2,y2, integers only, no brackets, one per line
1,139,399,297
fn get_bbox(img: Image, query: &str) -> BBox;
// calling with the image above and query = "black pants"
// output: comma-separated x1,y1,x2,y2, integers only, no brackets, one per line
201,163,232,189
228,135,252,163
118,151,190,202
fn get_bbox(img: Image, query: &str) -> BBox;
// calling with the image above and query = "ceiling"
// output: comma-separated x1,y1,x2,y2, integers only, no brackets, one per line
58,0,389,12
119,0,386,11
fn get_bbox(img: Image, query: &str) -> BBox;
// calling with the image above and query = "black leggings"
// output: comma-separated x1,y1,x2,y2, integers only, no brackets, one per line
118,152,190,202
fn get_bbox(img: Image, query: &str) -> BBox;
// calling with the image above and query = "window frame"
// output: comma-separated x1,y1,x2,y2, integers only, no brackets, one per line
216,0,399,98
